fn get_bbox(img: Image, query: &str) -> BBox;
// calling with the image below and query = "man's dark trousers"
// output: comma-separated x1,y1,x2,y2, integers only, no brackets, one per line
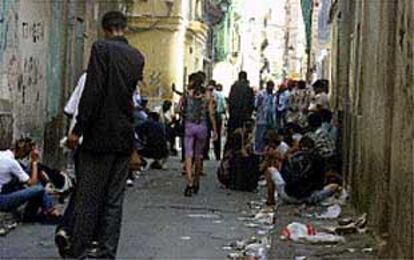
68,150,129,259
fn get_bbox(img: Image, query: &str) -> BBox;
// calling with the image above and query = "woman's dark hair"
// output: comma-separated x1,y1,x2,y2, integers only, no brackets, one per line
188,72,205,93
264,129,281,147
14,138,34,157
102,11,127,31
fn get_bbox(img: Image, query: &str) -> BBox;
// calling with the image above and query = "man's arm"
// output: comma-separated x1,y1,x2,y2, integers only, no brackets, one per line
172,83,183,96
9,151,39,186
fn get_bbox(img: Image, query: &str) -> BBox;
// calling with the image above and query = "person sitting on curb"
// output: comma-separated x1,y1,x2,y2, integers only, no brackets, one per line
0,138,61,221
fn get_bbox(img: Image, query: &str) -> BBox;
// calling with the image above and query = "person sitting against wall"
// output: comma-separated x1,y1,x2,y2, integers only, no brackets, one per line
265,135,341,206
0,138,61,221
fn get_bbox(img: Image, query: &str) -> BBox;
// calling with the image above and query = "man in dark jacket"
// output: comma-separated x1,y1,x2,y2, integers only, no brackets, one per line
58,11,145,259
228,71,255,135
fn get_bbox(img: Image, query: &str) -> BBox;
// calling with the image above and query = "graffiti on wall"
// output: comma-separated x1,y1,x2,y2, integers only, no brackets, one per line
22,21,44,43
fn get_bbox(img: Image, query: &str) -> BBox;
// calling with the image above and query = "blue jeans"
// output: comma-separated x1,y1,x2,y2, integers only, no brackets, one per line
0,184,54,213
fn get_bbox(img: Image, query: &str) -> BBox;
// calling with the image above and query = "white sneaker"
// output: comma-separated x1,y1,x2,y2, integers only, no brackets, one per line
126,179,134,187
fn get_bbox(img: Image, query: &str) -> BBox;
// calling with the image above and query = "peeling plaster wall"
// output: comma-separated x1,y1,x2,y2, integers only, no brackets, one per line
0,0,126,165
0,0,51,147
331,0,413,258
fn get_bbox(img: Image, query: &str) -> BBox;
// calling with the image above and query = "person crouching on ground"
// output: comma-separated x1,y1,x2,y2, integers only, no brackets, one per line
0,138,60,221
179,72,217,197
135,112,169,170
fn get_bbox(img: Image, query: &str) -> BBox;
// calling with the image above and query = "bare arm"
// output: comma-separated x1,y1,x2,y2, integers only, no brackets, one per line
27,161,39,186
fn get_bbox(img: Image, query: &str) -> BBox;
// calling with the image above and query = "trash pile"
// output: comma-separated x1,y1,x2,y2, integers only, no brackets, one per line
279,201,373,258
280,222,345,244
223,187,373,259
224,200,275,259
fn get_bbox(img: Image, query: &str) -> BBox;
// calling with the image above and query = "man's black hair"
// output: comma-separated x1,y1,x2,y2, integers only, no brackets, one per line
239,71,248,80
312,79,323,90
308,113,322,128
102,11,127,31
163,100,172,107
266,80,275,88
148,112,160,122
298,80,307,89
208,80,216,87
285,122,302,134
319,109,333,123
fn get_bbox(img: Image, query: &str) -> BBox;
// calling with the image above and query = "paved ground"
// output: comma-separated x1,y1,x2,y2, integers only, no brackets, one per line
0,158,261,258
0,157,378,259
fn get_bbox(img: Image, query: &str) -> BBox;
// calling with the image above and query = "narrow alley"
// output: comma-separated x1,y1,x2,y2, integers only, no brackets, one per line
0,0,413,259
1,159,377,259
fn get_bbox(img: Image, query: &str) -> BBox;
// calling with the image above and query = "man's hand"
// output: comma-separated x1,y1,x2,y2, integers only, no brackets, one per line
66,133,80,150
212,131,218,142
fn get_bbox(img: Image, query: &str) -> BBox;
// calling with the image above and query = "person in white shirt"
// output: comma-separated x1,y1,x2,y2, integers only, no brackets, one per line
309,79,330,111
64,72,87,133
0,138,59,220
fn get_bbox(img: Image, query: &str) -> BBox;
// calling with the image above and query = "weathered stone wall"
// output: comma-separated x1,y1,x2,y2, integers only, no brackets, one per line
0,0,126,166
331,0,413,258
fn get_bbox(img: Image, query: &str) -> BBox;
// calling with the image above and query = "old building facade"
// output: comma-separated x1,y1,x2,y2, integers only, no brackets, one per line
126,0,217,105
